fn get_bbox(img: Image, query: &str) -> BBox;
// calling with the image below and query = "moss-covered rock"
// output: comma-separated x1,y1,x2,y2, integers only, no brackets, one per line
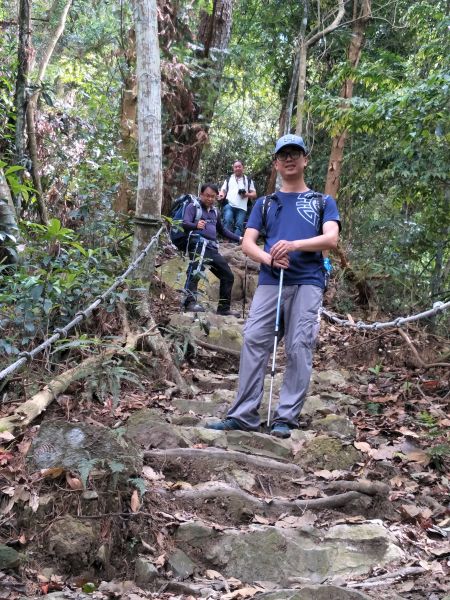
295,435,362,470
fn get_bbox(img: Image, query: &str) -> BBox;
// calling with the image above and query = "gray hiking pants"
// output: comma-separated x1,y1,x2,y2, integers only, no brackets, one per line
227,284,322,429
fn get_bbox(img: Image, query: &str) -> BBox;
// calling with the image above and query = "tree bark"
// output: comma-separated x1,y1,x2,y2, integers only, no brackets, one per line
324,0,371,198
163,0,233,208
26,0,73,225
114,27,138,214
132,0,163,278
294,0,345,136
14,0,32,212
0,168,19,268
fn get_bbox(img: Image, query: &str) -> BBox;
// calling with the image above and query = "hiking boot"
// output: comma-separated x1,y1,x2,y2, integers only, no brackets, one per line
185,302,205,313
270,422,292,439
217,308,240,317
205,417,249,431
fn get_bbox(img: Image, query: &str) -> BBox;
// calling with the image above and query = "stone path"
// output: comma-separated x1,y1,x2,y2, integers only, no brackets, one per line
121,364,407,599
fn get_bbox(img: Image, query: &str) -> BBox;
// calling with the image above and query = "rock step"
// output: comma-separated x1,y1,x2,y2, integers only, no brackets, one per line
170,520,404,585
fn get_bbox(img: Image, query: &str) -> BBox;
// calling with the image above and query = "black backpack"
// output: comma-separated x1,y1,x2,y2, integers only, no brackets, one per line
169,194,218,250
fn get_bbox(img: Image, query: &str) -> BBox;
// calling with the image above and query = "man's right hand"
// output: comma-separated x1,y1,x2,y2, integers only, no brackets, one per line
197,220,206,230
266,253,289,270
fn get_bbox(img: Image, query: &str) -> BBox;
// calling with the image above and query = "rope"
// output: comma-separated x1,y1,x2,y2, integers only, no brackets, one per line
0,226,165,383
321,301,450,330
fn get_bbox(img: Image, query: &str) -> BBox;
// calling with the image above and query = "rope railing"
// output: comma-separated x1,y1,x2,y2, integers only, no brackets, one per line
0,226,165,383
1,226,448,383
321,301,450,330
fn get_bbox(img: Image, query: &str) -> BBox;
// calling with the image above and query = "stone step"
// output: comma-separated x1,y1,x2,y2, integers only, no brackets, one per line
171,520,404,585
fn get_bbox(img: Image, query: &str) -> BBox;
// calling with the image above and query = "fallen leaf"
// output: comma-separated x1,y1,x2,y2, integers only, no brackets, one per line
253,515,270,524
66,473,83,490
205,569,224,580
130,489,140,512
354,441,372,453
29,491,39,513
401,504,421,519
142,466,164,481
41,467,65,479
222,586,260,599
301,486,322,498
155,553,166,567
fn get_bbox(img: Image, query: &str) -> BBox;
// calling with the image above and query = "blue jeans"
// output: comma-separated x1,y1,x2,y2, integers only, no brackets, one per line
223,204,246,236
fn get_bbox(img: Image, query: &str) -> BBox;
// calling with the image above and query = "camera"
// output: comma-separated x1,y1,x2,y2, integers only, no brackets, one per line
238,188,246,196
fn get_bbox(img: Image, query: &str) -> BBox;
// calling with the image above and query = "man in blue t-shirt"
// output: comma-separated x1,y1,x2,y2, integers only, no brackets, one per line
206,134,340,438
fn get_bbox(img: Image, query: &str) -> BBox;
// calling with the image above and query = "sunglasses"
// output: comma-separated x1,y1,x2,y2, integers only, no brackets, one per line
275,149,303,161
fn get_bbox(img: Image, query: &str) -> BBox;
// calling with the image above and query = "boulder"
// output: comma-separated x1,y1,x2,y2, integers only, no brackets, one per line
312,415,356,439
28,421,142,484
0,544,20,569
174,521,404,584
259,586,373,599
134,556,159,587
169,313,243,353
167,548,196,579
47,515,96,569
295,435,362,471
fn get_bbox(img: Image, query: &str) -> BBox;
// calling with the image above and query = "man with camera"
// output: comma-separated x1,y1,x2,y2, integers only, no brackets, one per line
219,160,257,236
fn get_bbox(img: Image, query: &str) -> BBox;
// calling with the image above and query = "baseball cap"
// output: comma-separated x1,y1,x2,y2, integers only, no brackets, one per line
274,134,308,155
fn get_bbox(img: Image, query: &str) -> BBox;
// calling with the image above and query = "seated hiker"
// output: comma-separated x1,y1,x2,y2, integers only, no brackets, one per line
182,183,242,316
218,160,257,236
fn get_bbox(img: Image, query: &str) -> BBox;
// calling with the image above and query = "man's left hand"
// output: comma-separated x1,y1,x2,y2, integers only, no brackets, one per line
270,240,297,259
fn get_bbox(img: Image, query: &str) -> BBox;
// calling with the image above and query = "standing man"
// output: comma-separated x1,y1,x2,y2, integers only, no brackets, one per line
207,135,340,438
182,183,241,316
219,160,257,236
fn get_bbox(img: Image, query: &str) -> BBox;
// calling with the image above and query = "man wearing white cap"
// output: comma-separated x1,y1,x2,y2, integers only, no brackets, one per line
207,134,341,438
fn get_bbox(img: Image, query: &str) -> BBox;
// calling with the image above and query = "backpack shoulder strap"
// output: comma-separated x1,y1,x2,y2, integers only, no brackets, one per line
225,176,231,195
191,196,203,222
261,193,281,233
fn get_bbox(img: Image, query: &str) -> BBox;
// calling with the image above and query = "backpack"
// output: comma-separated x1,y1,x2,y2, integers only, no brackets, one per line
169,194,218,251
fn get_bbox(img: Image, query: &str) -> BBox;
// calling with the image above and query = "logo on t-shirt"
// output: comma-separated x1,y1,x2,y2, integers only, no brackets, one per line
296,194,320,229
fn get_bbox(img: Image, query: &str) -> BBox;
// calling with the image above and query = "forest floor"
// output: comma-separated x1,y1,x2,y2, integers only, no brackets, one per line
0,282,449,600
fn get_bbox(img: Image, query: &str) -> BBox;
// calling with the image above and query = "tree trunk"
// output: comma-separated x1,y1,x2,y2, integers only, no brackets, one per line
294,0,345,136
132,0,163,277
26,0,73,225
114,28,138,214
325,0,371,198
0,168,19,268
14,0,32,213
163,0,233,209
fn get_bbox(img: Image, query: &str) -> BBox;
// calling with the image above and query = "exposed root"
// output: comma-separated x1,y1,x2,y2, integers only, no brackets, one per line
144,447,304,475
173,481,364,512
324,479,390,497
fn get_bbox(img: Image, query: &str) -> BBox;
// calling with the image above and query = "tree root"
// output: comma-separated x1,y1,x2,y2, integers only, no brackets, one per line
173,481,365,512
144,447,304,475
196,339,241,358
324,479,390,497
398,328,450,369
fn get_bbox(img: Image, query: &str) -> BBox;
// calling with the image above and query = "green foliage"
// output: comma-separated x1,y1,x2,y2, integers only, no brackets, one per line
85,357,144,410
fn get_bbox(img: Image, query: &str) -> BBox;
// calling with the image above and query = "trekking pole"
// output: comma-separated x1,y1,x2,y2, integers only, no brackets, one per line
266,268,284,430
242,257,248,318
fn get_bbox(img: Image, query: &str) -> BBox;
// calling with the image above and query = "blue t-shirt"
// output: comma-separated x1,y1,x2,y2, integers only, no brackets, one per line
247,191,340,288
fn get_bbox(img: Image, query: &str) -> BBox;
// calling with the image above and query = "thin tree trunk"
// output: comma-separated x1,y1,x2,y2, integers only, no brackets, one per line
114,27,137,214
0,168,19,268
14,0,32,213
26,0,73,225
294,0,345,136
325,0,371,198
132,0,163,278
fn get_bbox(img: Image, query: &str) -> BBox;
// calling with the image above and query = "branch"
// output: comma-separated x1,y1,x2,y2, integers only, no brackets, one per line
36,0,73,85
196,339,240,358
306,0,345,48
